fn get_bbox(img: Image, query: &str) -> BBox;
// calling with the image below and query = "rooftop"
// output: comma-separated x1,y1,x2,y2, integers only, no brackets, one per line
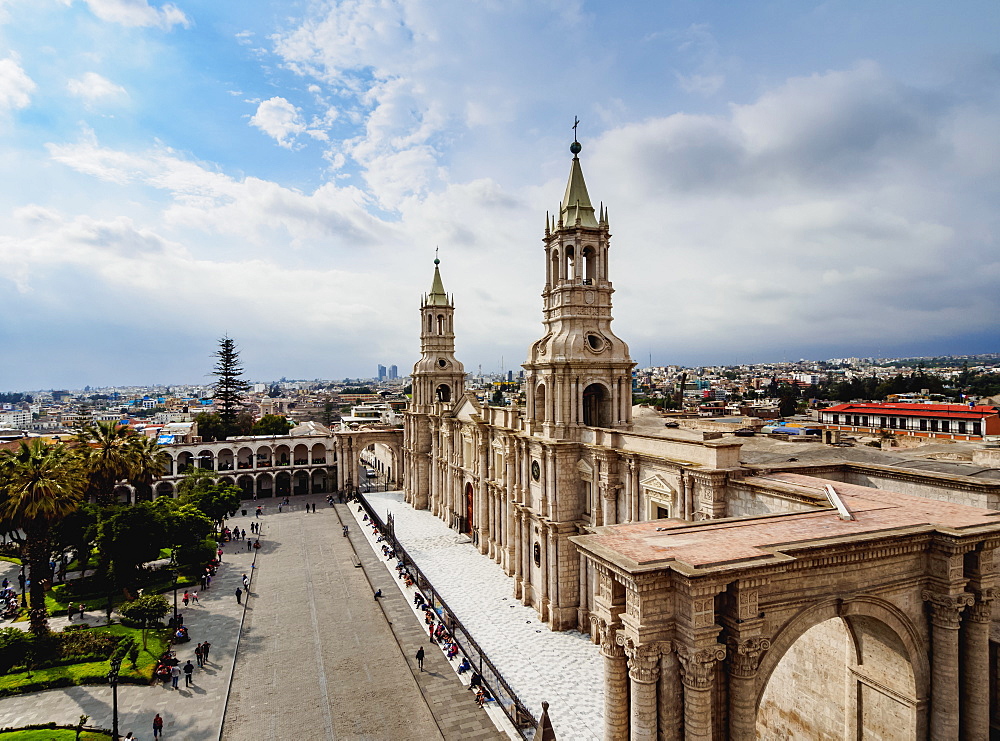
574,472,1000,574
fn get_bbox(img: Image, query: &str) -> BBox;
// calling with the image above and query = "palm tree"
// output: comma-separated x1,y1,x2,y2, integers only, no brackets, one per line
76,421,138,506
0,438,85,635
127,434,169,502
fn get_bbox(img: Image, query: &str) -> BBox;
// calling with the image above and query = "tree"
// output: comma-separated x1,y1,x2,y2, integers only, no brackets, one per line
176,469,240,533
152,497,215,568
75,421,135,506
212,336,251,435
0,439,85,635
96,503,167,590
252,414,293,436
116,595,169,648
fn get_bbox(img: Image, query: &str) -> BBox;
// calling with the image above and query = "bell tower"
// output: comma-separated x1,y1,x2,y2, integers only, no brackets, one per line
411,255,466,412
523,135,634,439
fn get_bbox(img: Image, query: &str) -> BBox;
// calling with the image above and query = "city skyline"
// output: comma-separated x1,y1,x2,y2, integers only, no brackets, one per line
1,1,998,389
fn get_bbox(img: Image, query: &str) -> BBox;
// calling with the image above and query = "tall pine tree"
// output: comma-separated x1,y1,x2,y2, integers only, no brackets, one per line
212,336,250,435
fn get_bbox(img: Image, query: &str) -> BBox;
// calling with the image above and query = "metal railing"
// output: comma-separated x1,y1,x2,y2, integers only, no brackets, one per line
354,493,537,739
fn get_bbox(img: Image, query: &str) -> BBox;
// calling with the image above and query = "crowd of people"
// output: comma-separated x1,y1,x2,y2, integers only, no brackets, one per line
360,506,494,709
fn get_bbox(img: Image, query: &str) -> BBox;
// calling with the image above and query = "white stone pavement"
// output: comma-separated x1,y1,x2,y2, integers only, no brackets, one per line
355,490,603,741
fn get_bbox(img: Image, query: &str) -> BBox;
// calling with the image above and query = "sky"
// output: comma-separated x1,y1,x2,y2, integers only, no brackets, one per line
0,0,998,390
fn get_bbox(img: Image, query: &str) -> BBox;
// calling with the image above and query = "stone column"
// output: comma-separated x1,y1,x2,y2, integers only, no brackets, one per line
621,638,661,741
658,648,682,741
603,490,617,526
677,644,726,741
961,594,992,739
727,637,770,740
923,590,972,741
597,621,628,741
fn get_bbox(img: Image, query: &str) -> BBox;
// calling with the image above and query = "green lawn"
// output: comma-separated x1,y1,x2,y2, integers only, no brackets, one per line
0,730,110,740
0,625,168,698
0,556,22,566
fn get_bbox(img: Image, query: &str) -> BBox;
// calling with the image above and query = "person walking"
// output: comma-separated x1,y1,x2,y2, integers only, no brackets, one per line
182,592,189,608
202,641,211,662
217,547,223,563
195,642,204,667
78,603,85,621
415,646,425,672
247,539,253,552
242,573,250,589
191,591,199,605
152,713,164,738
170,664,180,690
183,660,194,687
235,587,243,605
67,603,75,621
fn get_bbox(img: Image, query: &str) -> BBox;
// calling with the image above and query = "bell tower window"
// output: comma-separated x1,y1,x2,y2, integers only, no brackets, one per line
436,384,451,402
582,383,611,427
566,246,576,280
583,246,595,284
436,314,444,334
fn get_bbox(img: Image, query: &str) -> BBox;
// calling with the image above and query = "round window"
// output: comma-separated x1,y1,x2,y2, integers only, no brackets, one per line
437,358,448,368
531,461,541,481
587,333,605,351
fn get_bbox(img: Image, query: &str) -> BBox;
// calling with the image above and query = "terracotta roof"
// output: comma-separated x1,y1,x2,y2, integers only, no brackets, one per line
575,472,1000,572
822,402,997,420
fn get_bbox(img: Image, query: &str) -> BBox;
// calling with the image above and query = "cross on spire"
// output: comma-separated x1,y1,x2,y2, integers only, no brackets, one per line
572,116,580,140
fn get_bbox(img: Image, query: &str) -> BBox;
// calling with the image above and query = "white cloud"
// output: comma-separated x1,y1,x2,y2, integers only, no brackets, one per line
249,96,307,148
71,0,189,29
0,55,35,112
67,71,127,103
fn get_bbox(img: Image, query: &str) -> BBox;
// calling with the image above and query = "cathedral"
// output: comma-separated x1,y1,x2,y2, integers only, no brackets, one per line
403,137,1000,738
402,137,739,632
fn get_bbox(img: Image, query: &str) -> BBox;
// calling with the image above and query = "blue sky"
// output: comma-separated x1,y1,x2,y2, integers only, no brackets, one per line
1,0,998,389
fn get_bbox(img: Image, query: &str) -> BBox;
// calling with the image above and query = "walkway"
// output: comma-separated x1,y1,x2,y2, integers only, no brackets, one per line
0,495,502,740
0,524,256,738
355,490,604,741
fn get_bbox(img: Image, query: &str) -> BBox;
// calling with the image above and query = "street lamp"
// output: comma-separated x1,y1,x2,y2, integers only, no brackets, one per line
108,652,123,741
170,547,179,626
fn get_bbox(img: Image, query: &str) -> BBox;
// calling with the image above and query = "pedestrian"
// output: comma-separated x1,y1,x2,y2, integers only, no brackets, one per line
235,587,243,605
183,660,194,686
247,539,253,551
311,502,316,513
206,574,212,589
67,603,75,621
191,591,199,605
152,713,164,738
78,603,85,620
182,592,190,608
416,646,425,671
429,624,436,643
217,547,223,562
373,589,382,600
202,641,211,662
278,503,282,513
170,664,180,689
195,642,204,667
124,733,135,740
242,574,250,589
200,574,207,590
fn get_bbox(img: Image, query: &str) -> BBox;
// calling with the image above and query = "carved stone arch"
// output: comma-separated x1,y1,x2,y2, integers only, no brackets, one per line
755,595,929,733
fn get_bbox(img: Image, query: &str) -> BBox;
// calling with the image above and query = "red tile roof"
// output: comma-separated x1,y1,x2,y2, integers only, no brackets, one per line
822,402,997,420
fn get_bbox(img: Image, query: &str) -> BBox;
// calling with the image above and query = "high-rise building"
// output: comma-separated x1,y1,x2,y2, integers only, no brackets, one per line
377,364,387,381
389,365,398,380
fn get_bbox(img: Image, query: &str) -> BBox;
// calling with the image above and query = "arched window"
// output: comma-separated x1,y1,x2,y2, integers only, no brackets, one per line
582,246,596,284
566,246,576,280
436,314,444,335
436,384,451,402
582,383,611,427
426,314,433,333
534,383,547,422
550,250,560,282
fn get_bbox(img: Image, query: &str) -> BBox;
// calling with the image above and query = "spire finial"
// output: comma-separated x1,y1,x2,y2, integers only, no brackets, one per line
570,116,582,156
434,246,439,265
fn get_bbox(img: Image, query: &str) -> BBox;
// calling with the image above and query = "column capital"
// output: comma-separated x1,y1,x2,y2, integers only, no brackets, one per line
726,636,771,678
676,642,726,691
966,588,994,623
922,589,974,628
592,617,625,659
617,635,661,683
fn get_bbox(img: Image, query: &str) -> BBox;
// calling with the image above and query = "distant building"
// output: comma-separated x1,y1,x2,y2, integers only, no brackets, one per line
0,409,32,429
389,365,398,380
377,364,387,381
820,402,1000,440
